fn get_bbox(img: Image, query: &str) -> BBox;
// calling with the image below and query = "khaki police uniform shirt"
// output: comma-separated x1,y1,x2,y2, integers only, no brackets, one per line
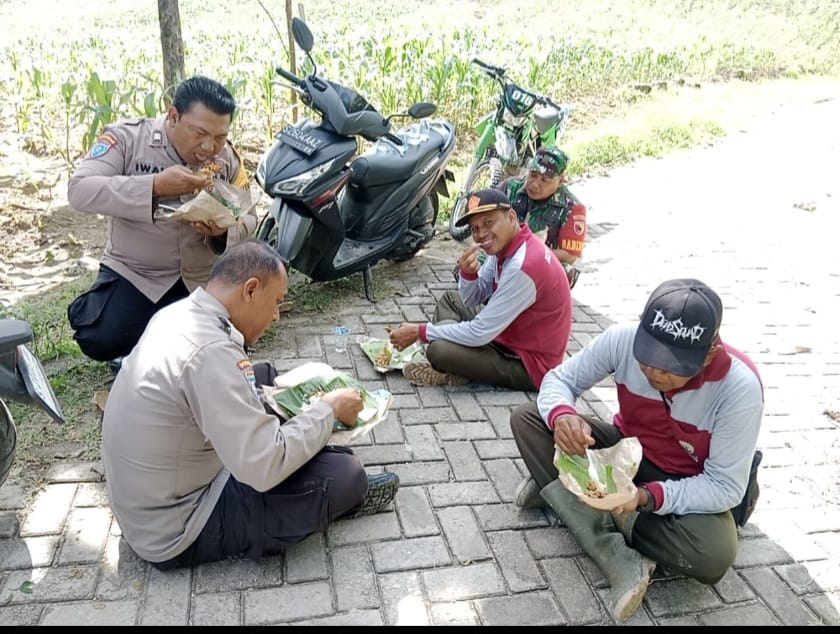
101,287,336,563
67,115,258,303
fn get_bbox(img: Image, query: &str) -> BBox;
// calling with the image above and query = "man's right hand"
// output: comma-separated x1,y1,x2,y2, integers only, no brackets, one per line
152,165,213,197
552,413,595,456
458,243,483,275
321,387,364,427
389,323,420,351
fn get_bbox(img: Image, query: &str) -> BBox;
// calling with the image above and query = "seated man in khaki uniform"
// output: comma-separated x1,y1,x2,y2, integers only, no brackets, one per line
101,239,399,569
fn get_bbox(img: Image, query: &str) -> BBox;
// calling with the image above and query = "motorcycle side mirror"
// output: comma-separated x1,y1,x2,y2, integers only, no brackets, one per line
408,102,437,119
291,18,314,52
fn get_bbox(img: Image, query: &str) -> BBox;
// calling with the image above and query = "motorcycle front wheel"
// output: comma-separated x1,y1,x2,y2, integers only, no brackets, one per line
448,158,504,241
254,214,291,272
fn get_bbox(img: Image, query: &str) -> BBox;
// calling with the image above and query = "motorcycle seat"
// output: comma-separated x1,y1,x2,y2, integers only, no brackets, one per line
350,129,444,189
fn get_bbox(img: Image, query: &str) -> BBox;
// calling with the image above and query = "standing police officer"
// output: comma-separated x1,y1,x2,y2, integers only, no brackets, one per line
67,75,258,369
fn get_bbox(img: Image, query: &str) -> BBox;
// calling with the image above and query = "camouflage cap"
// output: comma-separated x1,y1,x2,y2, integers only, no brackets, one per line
528,145,569,178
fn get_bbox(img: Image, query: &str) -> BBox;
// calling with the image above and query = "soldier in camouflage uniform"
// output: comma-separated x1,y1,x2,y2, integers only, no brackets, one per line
498,145,587,289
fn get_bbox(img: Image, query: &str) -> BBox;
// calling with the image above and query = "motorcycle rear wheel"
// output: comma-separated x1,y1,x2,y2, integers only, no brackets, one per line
0,400,17,488
389,195,438,263
448,158,504,241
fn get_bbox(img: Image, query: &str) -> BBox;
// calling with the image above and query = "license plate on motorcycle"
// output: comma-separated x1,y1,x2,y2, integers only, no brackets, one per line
277,124,323,156
16,344,65,424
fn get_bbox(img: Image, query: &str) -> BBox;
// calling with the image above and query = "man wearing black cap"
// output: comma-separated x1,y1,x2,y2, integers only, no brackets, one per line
508,279,764,622
389,188,572,390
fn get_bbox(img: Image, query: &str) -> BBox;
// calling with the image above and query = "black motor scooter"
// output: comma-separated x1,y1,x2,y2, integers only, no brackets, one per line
254,18,457,301
0,319,65,488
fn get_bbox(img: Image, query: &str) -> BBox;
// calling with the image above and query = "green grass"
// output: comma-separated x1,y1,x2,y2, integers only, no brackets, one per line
2,0,839,487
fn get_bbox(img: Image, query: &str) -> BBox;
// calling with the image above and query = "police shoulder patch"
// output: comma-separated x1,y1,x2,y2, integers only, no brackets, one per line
238,358,260,399
88,132,118,159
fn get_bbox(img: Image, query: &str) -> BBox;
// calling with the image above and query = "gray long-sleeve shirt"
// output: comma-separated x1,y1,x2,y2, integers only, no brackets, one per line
537,322,764,516
67,115,258,302
101,288,335,562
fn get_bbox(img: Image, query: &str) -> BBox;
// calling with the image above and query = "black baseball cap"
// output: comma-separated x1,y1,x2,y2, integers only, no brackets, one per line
632,279,722,376
454,188,513,227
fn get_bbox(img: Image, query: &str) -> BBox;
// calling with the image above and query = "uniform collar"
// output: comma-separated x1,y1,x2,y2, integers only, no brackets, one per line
191,287,246,347
152,114,189,165
663,340,732,397
150,114,169,148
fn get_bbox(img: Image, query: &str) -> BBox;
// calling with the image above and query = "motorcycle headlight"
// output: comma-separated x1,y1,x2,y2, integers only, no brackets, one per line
502,109,527,127
267,158,338,197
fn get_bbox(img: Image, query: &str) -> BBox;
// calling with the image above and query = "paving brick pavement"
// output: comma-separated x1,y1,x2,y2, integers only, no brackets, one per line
1,96,838,625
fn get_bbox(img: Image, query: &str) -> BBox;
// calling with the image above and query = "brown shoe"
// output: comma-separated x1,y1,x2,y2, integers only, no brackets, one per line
403,361,467,386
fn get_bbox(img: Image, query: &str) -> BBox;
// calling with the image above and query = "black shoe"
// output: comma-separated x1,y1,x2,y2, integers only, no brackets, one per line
353,472,400,518
566,266,581,290
731,449,762,527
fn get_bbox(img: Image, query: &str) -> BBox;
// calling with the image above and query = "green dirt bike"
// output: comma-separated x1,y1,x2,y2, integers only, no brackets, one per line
449,59,574,241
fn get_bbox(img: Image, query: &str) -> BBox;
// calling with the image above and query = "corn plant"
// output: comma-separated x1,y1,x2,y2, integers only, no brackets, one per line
76,72,120,154
60,80,77,169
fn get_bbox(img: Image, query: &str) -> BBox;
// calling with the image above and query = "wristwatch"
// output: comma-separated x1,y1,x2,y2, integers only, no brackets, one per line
638,484,656,512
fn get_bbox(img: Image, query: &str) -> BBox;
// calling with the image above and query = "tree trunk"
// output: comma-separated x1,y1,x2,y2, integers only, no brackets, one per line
287,0,298,121
158,0,186,108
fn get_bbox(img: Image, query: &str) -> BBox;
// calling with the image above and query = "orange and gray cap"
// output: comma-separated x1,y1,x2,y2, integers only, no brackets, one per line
454,188,513,227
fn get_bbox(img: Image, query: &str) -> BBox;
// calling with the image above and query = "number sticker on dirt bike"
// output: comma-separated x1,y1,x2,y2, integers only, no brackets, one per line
504,84,537,116
278,124,323,156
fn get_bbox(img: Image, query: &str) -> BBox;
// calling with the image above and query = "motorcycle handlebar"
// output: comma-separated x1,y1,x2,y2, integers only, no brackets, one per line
471,58,505,78
384,132,403,145
470,58,571,111
536,94,563,110
275,66,303,85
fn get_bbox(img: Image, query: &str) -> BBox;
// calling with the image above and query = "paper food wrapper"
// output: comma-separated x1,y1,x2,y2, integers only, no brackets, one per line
155,180,261,229
357,336,426,373
554,436,643,511
262,361,393,444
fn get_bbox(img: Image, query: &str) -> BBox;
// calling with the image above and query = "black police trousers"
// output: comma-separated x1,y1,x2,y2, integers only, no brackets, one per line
67,265,189,362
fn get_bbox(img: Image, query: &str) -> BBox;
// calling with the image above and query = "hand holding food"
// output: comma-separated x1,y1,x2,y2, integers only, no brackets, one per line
190,219,228,237
389,323,420,351
152,165,212,197
321,387,363,427
552,413,595,456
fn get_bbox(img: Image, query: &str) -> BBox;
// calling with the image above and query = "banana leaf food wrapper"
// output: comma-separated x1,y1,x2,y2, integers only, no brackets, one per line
358,336,426,373
553,436,643,510
154,178,261,229
263,362,393,443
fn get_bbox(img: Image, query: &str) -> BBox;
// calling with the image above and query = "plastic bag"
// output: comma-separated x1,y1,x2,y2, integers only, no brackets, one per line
154,179,261,229
262,361,393,444
554,437,642,510
357,336,426,373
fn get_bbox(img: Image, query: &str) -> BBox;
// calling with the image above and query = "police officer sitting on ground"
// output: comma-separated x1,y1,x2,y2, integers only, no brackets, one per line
498,145,587,289
67,75,258,372
390,188,572,391
510,278,764,622
101,239,399,569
